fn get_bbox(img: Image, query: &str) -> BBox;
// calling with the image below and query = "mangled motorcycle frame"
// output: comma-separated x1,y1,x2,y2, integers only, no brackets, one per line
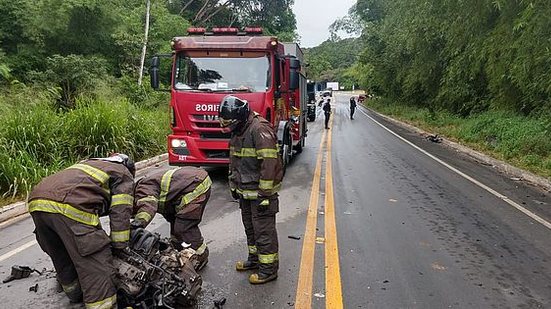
113,228,202,308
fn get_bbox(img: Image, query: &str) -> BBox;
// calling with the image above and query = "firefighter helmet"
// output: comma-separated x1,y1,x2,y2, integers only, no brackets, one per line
106,153,136,177
218,95,250,132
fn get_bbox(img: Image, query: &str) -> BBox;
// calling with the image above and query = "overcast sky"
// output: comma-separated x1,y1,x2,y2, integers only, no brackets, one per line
293,0,358,48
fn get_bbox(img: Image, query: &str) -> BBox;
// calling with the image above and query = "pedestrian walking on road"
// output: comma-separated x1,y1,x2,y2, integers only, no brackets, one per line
323,98,332,129
131,166,212,271
350,96,357,120
219,95,284,284
28,153,135,308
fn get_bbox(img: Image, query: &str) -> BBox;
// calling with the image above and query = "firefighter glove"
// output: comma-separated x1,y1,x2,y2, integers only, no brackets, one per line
130,218,146,230
231,189,240,200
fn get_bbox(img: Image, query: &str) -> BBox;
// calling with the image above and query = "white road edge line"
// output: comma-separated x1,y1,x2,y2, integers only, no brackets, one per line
358,107,551,231
0,240,37,263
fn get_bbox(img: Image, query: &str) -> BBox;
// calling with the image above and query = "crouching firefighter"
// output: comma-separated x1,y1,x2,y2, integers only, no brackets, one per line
219,95,284,284
132,166,212,271
28,153,135,308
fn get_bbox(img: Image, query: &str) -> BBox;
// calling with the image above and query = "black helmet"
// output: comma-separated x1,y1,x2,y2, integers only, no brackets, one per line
109,153,136,177
218,95,250,132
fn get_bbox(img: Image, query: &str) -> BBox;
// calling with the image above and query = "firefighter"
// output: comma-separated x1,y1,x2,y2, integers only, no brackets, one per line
323,98,332,129
131,166,212,271
28,153,135,309
218,95,283,284
350,96,357,120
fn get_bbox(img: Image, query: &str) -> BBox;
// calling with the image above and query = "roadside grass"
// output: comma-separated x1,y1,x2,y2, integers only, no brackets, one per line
365,99,551,180
0,87,168,205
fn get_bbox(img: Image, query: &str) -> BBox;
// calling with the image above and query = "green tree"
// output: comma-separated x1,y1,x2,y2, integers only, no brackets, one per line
29,55,108,108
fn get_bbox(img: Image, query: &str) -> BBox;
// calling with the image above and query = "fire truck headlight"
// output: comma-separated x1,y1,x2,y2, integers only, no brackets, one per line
171,139,187,148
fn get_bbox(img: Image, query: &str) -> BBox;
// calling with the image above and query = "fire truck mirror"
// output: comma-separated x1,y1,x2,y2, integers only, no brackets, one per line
289,58,300,90
289,70,299,90
150,56,160,89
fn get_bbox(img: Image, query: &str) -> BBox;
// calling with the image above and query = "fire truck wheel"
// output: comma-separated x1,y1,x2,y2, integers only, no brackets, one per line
294,137,304,154
281,131,292,174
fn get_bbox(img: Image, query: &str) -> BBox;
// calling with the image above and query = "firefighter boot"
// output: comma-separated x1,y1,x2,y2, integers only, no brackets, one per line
249,261,278,284
235,254,259,271
194,244,209,271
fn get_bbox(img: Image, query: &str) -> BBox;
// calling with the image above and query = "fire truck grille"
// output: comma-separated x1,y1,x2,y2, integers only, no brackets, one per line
204,150,229,159
200,132,231,139
196,122,220,128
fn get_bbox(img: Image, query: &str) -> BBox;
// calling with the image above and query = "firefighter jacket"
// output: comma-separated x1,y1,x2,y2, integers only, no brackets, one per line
229,112,284,200
134,167,212,225
28,159,134,248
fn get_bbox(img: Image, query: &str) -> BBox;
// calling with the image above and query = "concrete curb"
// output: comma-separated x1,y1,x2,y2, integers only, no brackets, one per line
365,107,551,193
0,153,169,224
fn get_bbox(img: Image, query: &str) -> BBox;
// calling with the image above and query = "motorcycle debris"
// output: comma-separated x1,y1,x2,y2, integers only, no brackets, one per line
29,283,39,292
213,297,226,308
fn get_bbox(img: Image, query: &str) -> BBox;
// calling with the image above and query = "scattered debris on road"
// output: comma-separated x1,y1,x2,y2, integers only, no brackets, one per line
213,297,226,308
2,265,41,283
313,292,325,298
288,235,301,240
29,283,38,293
426,134,443,143
315,237,325,244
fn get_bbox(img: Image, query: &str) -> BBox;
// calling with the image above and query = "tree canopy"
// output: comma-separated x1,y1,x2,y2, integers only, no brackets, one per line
346,0,551,116
0,0,298,92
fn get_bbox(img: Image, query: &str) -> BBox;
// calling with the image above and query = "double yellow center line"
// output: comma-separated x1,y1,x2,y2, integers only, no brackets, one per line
295,114,343,308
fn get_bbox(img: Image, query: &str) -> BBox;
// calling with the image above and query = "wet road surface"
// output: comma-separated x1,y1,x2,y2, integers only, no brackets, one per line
1,93,550,308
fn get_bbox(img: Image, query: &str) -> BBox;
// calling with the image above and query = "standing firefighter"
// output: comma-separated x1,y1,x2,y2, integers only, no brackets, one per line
28,154,135,309
349,96,357,120
219,95,283,284
131,167,212,271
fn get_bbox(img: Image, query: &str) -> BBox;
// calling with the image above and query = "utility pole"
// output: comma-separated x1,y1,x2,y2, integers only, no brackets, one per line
138,0,151,86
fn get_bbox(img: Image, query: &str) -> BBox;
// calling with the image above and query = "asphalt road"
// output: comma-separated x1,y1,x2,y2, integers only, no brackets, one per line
1,93,550,308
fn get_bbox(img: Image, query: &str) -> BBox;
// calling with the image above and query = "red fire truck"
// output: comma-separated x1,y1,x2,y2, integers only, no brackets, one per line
150,27,307,169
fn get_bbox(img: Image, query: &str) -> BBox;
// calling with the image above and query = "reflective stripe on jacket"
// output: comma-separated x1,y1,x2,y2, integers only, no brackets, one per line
28,159,134,248
229,112,284,199
134,167,211,225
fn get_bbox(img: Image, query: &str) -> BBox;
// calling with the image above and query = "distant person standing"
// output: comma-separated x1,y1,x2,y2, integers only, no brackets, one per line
349,96,357,120
323,98,332,129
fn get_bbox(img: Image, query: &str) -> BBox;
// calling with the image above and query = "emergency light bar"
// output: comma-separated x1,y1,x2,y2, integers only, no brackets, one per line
186,27,264,36
212,27,239,34
244,27,263,34
187,27,206,35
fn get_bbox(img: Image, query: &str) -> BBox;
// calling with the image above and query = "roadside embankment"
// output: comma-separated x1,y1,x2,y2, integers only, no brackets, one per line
363,99,551,191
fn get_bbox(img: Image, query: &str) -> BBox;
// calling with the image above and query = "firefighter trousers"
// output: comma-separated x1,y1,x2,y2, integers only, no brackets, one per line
165,189,211,251
31,211,117,309
239,196,279,275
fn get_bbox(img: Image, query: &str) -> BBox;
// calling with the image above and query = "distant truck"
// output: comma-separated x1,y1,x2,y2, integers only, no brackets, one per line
326,82,339,92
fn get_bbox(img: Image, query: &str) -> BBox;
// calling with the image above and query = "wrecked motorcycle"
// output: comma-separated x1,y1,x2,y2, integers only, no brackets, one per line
113,228,202,308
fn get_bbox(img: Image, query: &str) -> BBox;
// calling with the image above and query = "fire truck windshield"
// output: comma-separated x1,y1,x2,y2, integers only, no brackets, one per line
174,53,270,93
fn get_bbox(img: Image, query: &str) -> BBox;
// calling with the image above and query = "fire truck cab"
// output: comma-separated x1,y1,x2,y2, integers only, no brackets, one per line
150,27,307,169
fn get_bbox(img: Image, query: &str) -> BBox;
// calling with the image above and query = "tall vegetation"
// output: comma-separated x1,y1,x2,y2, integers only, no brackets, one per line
345,0,551,117
0,0,298,200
